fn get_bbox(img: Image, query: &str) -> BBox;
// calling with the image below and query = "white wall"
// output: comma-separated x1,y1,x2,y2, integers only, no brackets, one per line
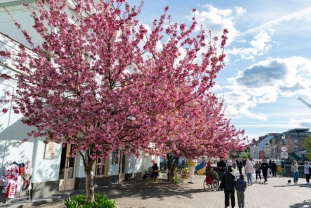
31,138,62,183
0,77,36,172
0,64,62,184
0,3,41,48
125,154,143,174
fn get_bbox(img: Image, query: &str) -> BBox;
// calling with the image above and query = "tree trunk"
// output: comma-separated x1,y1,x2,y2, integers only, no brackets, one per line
85,164,95,203
79,151,96,203
167,154,179,182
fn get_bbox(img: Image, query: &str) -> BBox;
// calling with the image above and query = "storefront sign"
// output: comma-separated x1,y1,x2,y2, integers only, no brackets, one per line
44,142,56,159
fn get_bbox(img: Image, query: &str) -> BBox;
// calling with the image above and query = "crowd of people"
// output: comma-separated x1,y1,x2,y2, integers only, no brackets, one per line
203,157,311,208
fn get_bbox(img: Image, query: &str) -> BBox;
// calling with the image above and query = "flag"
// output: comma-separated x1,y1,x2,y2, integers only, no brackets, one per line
195,161,206,170
195,161,207,175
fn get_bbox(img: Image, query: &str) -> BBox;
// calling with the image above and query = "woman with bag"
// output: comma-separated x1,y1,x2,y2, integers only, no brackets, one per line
244,160,254,186
291,160,299,184
304,160,310,185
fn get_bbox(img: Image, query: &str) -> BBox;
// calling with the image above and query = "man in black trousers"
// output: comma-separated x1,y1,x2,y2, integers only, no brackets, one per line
220,167,236,208
236,158,243,175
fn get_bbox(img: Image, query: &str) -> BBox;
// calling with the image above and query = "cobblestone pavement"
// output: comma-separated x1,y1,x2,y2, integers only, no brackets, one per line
29,173,311,208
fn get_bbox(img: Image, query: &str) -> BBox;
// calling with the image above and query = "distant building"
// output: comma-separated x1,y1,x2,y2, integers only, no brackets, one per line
250,128,311,161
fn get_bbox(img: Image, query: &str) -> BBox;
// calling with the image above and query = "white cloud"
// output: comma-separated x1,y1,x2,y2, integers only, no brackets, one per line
227,30,273,60
192,4,243,45
218,57,311,120
235,7,246,17
289,118,311,128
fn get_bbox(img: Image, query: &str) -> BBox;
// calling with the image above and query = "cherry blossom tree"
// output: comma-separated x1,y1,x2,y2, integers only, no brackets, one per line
0,0,245,202
147,95,245,181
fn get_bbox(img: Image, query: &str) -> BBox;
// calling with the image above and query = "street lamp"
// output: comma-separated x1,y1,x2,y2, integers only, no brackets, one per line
281,133,286,176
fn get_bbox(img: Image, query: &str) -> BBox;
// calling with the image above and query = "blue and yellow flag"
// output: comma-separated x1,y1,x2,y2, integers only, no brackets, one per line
195,161,206,175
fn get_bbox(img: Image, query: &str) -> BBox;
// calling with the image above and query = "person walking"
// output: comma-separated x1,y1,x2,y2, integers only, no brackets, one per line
304,160,310,185
253,161,261,182
220,168,236,208
271,161,277,177
244,160,253,185
235,174,247,208
227,157,233,170
217,157,227,179
152,163,159,182
232,159,237,170
260,159,269,184
268,160,273,175
237,159,243,175
291,160,299,184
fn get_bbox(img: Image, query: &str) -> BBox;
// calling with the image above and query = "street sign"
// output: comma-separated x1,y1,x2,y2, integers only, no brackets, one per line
281,146,287,152
281,152,288,159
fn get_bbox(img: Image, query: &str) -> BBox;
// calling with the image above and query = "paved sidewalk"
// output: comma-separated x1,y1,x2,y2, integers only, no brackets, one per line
4,174,311,208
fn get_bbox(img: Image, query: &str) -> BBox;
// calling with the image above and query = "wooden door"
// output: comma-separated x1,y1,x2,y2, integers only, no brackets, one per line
59,144,76,191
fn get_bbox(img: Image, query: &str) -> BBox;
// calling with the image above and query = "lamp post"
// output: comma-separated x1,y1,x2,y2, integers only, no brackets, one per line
281,134,286,176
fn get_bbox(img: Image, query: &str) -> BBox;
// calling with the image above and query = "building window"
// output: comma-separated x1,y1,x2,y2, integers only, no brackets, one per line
294,139,298,143
294,146,298,151
95,158,107,176
112,149,119,165
283,139,288,144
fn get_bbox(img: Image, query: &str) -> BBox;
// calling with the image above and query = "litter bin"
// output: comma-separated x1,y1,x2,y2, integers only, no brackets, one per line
282,168,286,176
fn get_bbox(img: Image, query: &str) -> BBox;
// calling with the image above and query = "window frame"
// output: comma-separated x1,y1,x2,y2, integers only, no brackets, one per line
95,157,109,177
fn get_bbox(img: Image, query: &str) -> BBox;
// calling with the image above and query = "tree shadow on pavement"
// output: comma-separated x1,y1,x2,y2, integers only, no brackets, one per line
98,181,220,201
289,199,311,208
273,184,311,188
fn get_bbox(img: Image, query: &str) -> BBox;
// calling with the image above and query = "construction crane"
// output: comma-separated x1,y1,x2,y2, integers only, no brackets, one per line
298,97,311,109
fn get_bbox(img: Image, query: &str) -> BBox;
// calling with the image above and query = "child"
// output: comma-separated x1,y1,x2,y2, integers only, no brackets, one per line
235,174,247,208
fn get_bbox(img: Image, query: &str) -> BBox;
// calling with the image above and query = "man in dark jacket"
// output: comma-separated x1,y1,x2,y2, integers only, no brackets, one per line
220,168,236,208
217,157,227,179
271,161,277,177
268,160,273,175
260,159,269,183
236,158,243,175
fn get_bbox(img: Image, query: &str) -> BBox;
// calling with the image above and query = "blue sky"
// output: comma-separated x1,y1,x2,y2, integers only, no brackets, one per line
128,0,311,141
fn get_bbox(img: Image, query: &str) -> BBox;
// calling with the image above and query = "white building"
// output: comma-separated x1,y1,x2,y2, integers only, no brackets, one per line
0,0,154,200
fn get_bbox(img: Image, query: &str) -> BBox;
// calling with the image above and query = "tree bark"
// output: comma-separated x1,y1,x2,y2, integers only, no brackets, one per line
85,164,95,203
167,154,178,182
80,151,96,203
